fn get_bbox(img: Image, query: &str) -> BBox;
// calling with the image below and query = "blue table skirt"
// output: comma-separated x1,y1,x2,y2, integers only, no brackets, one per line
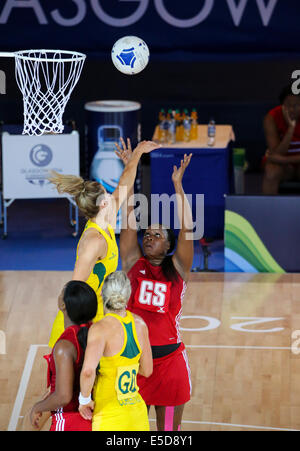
150,145,234,239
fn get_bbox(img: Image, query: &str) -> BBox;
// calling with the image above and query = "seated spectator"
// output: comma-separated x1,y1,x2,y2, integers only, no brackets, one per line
262,84,300,194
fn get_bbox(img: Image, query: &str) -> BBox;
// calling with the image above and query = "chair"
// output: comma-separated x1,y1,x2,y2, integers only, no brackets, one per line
192,237,217,272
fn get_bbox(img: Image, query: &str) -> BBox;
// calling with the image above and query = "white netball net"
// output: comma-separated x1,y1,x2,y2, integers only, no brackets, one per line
13,50,86,135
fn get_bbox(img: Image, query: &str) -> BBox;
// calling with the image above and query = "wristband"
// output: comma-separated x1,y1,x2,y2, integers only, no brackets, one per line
79,392,92,405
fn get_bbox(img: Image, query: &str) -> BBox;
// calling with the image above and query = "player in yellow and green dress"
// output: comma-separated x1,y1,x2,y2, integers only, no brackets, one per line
78,271,153,431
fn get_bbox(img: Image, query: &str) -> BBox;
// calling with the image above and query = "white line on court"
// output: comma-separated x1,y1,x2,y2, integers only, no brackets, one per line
8,344,48,431
8,343,296,431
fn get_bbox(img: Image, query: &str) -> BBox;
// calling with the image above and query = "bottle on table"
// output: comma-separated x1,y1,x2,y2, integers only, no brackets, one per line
167,109,176,144
190,109,198,140
183,109,191,142
175,109,181,142
178,110,185,142
207,119,216,147
157,109,166,143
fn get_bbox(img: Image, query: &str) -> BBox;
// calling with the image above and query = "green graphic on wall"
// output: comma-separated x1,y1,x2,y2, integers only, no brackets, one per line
225,210,285,273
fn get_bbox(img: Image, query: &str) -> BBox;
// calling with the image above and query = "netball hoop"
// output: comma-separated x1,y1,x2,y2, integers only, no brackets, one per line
0,49,86,135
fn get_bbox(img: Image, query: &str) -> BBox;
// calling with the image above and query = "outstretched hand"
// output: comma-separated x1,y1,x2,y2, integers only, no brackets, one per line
172,153,192,185
115,138,161,166
135,140,162,154
115,137,133,166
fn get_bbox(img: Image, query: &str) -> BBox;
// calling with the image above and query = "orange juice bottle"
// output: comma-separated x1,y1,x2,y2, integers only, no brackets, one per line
183,109,191,142
190,109,198,140
157,109,166,142
178,110,185,141
175,110,181,142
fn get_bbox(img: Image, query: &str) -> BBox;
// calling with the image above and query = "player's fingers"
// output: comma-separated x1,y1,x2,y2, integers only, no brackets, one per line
114,151,122,159
114,141,122,152
120,137,127,151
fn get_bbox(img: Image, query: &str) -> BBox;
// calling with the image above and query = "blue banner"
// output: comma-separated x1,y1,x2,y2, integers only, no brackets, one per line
0,0,299,61
225,195,300,273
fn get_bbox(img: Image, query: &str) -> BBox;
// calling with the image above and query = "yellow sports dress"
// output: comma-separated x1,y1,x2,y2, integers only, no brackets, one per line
48,220,119,348
92,311,149,431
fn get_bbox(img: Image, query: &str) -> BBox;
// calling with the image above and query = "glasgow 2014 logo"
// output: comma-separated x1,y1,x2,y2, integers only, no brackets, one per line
30,144,53,167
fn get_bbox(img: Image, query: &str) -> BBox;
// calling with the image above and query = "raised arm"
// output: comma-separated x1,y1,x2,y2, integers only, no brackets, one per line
116,138,143,273
171,154,194,282
112,139,161,213
119,184,143,273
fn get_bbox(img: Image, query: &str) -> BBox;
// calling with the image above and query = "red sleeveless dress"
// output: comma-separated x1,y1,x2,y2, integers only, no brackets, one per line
127,257,191,406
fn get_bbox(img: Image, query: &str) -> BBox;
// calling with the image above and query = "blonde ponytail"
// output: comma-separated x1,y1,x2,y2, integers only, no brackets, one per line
48,171,105,219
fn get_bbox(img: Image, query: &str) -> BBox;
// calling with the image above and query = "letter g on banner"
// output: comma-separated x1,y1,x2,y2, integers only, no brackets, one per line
154,0,214,28
90,0,149,27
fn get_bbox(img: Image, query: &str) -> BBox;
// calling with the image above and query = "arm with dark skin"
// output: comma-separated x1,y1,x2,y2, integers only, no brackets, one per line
30,340,77,429
171,154,194,282
119,184,143,273
265,107,300,165
118,145,194,280
117,140,143,274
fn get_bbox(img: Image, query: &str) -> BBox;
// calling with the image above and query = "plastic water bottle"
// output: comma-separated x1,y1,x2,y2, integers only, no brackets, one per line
167,109,176,144
207,119,216,147
183,109,191,142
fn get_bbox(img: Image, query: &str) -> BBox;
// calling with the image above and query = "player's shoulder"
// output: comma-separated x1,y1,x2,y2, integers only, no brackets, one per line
90,315,118,333
128,256,146,273
132,313,148,331
80,228,107,252
53,338,77,359
84,226,107,242
266,105,282,122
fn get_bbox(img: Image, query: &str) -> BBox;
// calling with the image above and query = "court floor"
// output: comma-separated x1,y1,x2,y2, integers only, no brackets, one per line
1,271,300,431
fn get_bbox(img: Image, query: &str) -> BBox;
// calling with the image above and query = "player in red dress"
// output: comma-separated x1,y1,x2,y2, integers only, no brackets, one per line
29,281,97,431
262,84,300,194
117,140,194,431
